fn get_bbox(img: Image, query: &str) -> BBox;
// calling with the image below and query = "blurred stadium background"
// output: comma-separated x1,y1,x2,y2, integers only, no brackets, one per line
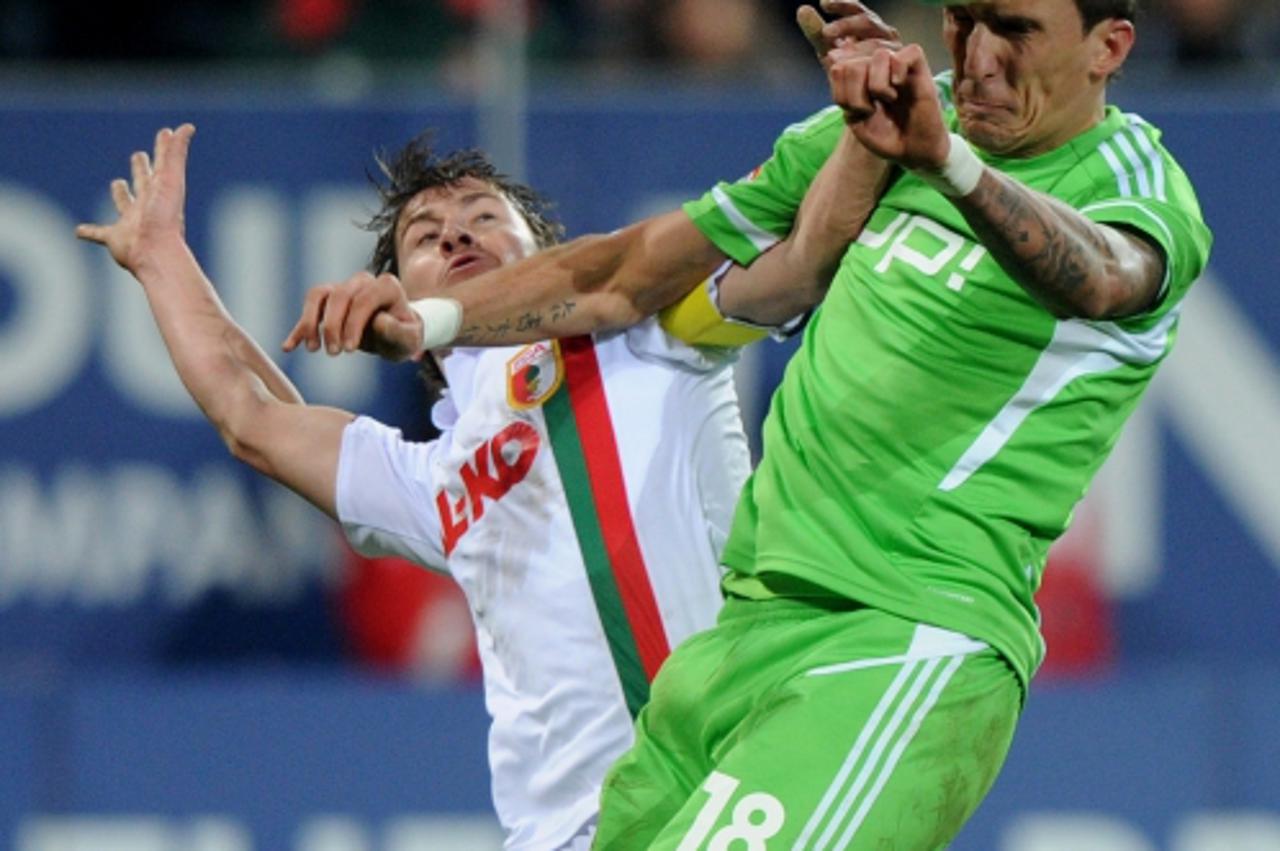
1,0,1279,848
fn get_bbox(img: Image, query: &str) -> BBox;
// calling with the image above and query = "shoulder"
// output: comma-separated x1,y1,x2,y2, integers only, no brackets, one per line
1081,110,1199,203
779,105,845,141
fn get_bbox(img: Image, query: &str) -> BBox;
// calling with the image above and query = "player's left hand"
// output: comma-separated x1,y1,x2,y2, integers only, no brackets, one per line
283,271,425,362
828,43,950,172
75,124,195,276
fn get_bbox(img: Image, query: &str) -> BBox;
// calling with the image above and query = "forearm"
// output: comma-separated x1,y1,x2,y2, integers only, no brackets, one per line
134,239,350,517
446,209,726,345
719,129,892,324
953,169,1164,320
132,238,305,438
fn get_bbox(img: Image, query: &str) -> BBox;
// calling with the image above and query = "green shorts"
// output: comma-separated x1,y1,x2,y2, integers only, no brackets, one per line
594,596,1022,850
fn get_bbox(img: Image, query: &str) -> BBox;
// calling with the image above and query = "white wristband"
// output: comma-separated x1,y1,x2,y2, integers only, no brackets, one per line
915,133,985,198
407,297,463,351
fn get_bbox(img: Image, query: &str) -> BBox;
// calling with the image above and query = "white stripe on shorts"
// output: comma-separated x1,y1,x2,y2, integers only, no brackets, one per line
793,625,980,850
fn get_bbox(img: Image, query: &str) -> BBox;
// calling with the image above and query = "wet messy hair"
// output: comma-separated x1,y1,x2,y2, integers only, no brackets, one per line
1076,0,1138,31
363,133,564,275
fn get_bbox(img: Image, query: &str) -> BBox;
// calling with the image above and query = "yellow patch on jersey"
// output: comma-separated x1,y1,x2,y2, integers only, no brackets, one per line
506,340,565,410
659,280,768,348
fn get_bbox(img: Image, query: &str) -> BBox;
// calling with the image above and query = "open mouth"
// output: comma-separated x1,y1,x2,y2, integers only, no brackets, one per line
444,253,492,283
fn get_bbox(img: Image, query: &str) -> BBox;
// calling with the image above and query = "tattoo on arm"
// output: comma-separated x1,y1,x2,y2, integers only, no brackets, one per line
964,174,1096,313
959,171,1158,319
454,300,581,346
549,300,576,322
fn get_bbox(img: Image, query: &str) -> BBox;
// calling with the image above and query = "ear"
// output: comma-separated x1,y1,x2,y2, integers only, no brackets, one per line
1089,18,1135,80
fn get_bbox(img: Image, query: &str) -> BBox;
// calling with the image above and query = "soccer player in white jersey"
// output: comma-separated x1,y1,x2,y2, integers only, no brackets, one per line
75,124,870,849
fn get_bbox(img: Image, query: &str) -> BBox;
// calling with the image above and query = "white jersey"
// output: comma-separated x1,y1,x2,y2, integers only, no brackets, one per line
335,317,751,850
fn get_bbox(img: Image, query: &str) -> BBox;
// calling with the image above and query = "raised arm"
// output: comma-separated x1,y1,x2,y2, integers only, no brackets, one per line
945,159,1163,319
451,208,728,343
713,11,900,326
442,2,909,337
833,44,1164,320
280,208,730,363
281,1,906,362
76,125,353,517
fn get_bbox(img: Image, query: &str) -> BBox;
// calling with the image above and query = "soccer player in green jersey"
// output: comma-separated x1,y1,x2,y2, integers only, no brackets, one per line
328,1,1212,847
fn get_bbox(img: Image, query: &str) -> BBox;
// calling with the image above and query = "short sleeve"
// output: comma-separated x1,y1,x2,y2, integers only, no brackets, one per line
1080,118,1213,324
336,416,449,574
682,106,846,266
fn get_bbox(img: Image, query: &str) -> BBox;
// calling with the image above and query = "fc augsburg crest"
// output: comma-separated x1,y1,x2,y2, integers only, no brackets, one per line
506,340,565,409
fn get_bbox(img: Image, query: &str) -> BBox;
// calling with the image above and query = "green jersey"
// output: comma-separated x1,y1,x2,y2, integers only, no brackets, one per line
683,76,1213,690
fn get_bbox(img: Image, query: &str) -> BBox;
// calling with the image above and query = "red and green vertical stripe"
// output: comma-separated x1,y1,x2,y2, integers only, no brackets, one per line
543,335,671,718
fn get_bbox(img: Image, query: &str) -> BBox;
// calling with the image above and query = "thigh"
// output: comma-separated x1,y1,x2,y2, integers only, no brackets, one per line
647,645,1021,851
594,625,736,850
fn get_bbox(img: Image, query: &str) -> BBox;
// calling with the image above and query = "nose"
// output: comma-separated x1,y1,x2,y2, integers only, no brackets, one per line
440,221,474,254
963,23,1001,81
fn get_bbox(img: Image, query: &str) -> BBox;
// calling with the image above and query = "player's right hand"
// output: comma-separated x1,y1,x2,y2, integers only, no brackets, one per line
828,43,950,172
283,271,425,363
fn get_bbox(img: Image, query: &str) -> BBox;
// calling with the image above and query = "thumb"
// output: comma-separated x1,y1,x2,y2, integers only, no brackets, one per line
796,5,827,57
368,310,423,361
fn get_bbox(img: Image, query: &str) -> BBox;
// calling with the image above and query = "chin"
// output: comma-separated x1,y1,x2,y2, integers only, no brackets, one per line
959,120,1018,156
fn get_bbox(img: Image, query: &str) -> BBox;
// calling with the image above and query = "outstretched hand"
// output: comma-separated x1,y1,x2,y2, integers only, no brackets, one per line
282,271,426,363
75,124,195,275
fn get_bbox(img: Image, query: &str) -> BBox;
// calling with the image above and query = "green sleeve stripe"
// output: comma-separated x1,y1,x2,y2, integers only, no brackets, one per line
1110,133,1160,199
1122,119,1168,201
1096,117,1176,204
683,195,770,267
1098,137,1160,202
711,185,781,253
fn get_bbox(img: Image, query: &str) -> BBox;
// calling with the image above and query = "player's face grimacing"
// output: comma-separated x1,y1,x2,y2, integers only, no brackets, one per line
943,0,1133,157
394,176,540,299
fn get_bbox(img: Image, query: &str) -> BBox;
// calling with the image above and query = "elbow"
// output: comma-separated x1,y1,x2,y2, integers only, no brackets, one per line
1062,294,1114,322
1060,244,1163,321
583,214,717,326
1033,275,1125,322
585,290,650,332
1061,280,1147,322
215,388,276,476
798,258,840,311
221,427,263,471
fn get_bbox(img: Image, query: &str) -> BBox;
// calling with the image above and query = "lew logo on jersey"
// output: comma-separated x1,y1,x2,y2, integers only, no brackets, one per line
506,341,563,409
436,421,541,555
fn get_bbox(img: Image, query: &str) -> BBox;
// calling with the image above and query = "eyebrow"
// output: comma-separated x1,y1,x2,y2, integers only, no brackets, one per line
979,8,1043,32
952,6,1043,33
398,190,505,241
994,13,1041,31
